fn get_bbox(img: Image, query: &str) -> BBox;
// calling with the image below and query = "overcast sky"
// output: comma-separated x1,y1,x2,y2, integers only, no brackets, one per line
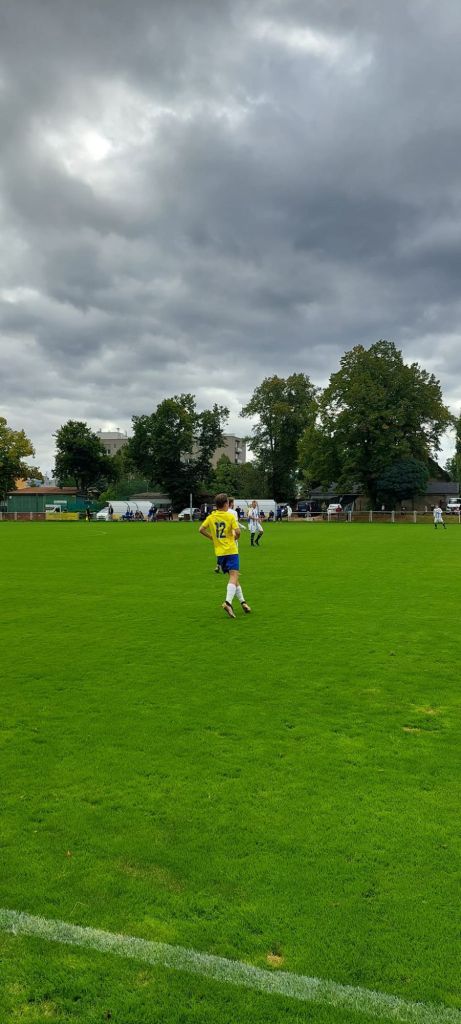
2,0,461,472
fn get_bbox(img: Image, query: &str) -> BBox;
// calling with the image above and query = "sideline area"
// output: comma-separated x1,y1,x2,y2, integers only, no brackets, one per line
1,908,460,1024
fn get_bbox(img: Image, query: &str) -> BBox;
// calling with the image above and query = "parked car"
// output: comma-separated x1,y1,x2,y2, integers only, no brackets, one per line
178,507,201,521
445,501,461,514
155,508,169,521
327,503,343,515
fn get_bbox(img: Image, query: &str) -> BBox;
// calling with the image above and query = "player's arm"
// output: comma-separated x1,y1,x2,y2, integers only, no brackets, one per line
199,523,213,541
233,524,241,539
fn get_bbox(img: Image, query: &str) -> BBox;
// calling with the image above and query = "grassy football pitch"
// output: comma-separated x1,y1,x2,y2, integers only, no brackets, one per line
1,521,460,1023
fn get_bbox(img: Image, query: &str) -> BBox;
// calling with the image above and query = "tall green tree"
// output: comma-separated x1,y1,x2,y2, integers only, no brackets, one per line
54,421,117,495
377,458,429,507
299,341,451,506
98,445,151,501
127,395,228,508
241,374,318,500
0,417,38,501
445,414,461,484
211,455,270,498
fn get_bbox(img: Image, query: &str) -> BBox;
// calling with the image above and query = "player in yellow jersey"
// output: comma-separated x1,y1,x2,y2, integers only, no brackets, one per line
199,493,252,619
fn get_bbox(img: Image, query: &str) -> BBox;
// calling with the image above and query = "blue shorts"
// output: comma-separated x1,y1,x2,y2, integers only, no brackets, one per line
217,554,240,573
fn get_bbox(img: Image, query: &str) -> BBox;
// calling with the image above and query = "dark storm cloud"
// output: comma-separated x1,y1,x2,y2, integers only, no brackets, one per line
1,0,461,468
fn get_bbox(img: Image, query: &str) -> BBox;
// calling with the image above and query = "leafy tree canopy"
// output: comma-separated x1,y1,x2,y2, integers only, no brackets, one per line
54,420,117,495
377,458,429,506
127,395,228,508
0,417,37,501
445,414,461,484
210,455,271,499
241,373,318,500
299,341,451,505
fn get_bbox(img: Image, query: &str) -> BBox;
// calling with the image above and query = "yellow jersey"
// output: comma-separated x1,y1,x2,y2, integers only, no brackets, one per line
202,510,239,556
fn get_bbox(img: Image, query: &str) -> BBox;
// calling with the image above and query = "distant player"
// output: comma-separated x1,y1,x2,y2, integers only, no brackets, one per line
248,500,263,546
433,504,446,530
200,493,251,618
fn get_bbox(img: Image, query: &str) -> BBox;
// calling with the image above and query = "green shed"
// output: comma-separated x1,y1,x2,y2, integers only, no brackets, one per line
6,487,79,514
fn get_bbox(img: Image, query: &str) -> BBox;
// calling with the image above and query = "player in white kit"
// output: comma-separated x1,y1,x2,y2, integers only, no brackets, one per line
433,504,446,530
248,500,263,547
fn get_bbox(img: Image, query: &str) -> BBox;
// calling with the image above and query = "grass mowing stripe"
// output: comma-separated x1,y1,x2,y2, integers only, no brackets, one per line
1,909,459,1024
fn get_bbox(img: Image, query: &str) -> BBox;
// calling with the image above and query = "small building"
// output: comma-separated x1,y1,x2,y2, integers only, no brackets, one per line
211,434,246,468
308,484,361,509
96,430,130,456
5,487,80,514
308,478,459,511
420,479,459,509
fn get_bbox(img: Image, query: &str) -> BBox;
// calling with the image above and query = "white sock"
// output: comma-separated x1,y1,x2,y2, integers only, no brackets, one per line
236,586,244,603
226,583,236,605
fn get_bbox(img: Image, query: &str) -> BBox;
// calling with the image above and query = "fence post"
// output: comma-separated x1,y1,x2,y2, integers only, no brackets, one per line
369,510,373,523
391,510,395,523
413,511,417,523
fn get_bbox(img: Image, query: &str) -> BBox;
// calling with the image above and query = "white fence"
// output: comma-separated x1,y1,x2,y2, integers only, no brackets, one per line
323,510,460,523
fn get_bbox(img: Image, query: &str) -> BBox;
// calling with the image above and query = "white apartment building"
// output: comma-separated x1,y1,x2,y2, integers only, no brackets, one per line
211,434,246,468
95,429,245,466
96,430,130,456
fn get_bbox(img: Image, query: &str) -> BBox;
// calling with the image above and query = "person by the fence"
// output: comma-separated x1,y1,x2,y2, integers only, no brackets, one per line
433,504,446,530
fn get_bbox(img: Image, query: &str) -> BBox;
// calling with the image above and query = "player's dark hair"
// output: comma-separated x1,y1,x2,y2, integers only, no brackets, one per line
215,493,228,509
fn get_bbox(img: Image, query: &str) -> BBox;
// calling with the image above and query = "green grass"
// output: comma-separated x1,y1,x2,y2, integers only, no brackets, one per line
1,521,460,1022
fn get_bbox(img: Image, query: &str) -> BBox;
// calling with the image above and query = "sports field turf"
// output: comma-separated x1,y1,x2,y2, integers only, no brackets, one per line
1,521,460,1023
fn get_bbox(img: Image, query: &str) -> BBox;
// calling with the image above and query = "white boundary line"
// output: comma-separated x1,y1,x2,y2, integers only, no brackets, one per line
1,908,460,1024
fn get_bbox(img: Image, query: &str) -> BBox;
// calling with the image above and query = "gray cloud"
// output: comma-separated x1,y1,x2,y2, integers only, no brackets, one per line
1,0,461,470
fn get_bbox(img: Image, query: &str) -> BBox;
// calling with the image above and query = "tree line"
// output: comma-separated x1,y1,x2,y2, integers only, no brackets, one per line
1,341,458,508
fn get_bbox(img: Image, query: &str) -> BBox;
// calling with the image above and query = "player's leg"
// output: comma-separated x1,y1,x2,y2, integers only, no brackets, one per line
255,523,263,545
233,570,251,613
223,564,251,617
223,566,238,618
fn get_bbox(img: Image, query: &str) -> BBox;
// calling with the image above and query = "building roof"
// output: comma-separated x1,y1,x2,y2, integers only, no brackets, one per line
309,483,361,500
7,486,78,495
309,478,458,500
129,492,170,500
96,430,129,440
426,479,459,495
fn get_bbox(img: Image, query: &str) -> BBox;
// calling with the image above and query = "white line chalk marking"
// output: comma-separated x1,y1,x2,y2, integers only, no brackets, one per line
1,908,460,1023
